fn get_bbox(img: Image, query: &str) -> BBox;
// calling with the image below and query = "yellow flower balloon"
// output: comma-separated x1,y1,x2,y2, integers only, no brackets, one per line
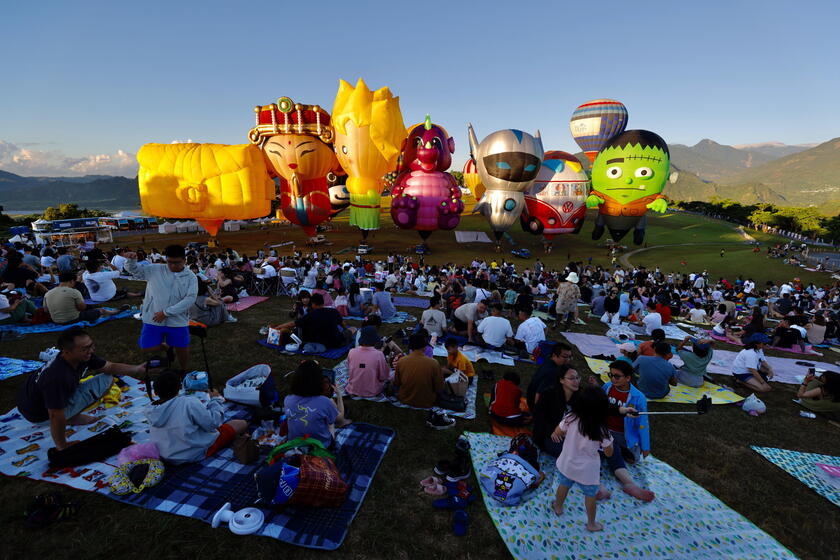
332,78,405,230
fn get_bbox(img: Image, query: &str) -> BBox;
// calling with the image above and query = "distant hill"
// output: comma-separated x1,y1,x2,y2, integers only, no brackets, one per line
0,170,140,210
728,137,840,206
732,142,816,158
665,166,789,206
669,139,778,182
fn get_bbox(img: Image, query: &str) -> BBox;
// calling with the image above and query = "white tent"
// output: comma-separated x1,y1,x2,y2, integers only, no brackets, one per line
158,222,176,234
186,221,199,232
175,221,190,233
223,221,240,232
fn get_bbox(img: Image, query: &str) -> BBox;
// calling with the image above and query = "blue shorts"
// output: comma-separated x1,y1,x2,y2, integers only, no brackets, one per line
734,371,768,382
556,470,599,497
139,324,190,349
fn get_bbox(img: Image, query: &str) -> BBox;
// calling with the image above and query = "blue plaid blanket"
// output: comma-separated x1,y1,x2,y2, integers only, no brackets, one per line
0,309,134,333
257,339,352,360
109,422,394,550
0,357,44,381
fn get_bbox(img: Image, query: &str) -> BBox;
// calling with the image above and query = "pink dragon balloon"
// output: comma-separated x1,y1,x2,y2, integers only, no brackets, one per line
390,115,464,246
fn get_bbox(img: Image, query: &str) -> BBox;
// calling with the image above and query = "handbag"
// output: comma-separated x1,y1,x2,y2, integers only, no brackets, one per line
445,371,469,398
48,426,132,468
287,454,348,508
437,382,467,412
232,433,260,464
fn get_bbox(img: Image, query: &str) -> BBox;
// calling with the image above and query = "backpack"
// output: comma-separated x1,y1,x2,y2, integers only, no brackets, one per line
479,452,542,506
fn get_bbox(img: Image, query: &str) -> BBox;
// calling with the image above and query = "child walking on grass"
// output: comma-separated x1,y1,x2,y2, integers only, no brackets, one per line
551,385,614,532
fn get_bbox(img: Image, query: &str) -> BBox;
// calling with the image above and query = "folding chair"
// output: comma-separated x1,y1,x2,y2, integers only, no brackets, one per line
251,275,279,296
277,269,298,297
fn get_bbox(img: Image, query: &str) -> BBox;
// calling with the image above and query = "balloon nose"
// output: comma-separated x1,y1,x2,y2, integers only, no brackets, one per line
625,177,633,185
288,163,298,169
424,141,432,149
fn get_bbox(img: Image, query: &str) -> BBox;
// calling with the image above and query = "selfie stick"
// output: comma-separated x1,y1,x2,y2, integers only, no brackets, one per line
631,396,712,416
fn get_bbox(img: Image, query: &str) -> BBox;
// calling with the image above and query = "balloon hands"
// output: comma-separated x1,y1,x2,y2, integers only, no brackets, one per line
646,198,668,213
585,194,605,208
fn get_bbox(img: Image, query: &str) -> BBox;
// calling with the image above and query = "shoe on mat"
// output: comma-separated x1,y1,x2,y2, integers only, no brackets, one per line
424,481,448,496
452,509,469,537
445,459,472,482
433,459,452,477
420,476,442,488
426,412,455,430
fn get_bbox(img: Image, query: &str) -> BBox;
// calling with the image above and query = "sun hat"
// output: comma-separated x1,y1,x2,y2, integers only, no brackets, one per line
565,272,579,284
617,342,637,353
359,325,381,346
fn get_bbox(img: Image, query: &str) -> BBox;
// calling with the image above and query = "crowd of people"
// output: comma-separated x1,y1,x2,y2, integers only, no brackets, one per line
4,234,840,532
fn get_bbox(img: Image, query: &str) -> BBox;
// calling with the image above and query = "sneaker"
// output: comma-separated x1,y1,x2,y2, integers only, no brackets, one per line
433,460,451,477
445,455,472,482
426,412,455,430
226,314,238,323
454,435,471,455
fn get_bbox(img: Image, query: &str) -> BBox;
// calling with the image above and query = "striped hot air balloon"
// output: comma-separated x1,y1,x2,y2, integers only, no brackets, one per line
569,99,628,164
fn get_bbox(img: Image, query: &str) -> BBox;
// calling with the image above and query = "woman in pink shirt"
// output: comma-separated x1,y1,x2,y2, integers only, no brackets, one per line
346,326,392,397
551,385,614,532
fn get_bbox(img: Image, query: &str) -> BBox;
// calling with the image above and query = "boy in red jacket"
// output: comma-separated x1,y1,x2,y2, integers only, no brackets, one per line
489,372,531,426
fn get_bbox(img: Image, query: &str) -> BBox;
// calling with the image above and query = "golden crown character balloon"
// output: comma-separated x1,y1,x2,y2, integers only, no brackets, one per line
331,78,406,234
249,97,343,238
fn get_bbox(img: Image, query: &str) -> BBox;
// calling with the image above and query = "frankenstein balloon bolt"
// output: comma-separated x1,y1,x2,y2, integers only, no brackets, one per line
586,129,671,245
331,79,406,233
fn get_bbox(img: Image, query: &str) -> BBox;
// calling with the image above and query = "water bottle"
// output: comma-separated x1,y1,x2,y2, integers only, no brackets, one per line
799,411,817,419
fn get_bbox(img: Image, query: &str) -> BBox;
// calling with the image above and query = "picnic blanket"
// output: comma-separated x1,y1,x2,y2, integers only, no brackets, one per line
0,357,44,381
751,447,840,508
466,432,796,560
584,357,744,404
708,332,823,356
562,332,621,357
333,360,477,419
343,311,416,324
392,296,430,309
111,422,394,550
226,296,269,312
0,309,134,334
257,338,351,360
455,230,492,243
432,342,514,367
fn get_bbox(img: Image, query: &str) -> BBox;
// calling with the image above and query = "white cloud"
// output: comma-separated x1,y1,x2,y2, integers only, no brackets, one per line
0,140,138,177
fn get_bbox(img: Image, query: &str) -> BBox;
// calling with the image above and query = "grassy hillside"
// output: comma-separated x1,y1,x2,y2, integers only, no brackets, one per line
730,137,840,205
669,139,776,182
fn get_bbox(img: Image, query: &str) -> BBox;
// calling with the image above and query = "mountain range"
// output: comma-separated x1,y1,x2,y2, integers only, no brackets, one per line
0,170,140,212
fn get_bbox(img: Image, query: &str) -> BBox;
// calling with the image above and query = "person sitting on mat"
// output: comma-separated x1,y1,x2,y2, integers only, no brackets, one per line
284,360,348,448
16,327,146,450
441,337,475,385
633,342,677,399
394,333,444,408
731,333,774,393
674,336,713,388
43,272,127,325
797,369,840,413
598,360,655,502
146,370,247,463
346,326,392,397
637,328,665,357
489,371,531,426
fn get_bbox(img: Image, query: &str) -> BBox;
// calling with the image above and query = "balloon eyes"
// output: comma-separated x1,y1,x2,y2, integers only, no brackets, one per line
432,138,440,147
415,137,423,147
607,166,622,178
341,145,348,155
496,162,511,170
635,167,653,178
524,164,536,172
504,198,516,211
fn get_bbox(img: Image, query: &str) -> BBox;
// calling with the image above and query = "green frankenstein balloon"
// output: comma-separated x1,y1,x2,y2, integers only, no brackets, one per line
585,129,670,245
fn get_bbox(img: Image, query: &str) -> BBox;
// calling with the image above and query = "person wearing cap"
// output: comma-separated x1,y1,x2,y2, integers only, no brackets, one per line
675,336,714,388
731,333,774,393
554,272,581,330
346,326,392,397
615,342,638,365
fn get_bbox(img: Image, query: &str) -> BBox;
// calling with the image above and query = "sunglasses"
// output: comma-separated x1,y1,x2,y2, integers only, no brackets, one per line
609,373,628,379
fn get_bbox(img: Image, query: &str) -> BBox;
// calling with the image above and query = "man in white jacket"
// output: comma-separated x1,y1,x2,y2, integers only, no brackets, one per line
124,245,197,371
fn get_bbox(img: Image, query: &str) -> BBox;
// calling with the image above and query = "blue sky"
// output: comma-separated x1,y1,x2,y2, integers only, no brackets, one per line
1,0,839,176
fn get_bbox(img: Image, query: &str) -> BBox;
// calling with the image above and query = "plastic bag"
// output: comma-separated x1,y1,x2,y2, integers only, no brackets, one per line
742,393,766,415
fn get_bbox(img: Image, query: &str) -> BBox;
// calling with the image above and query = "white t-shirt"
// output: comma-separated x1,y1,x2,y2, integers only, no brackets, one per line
515,316,547,352
82,269,120,302
477,316,513,347
779,284,793,296
642,312,662,335
420,308,447,337
474,288,492,304
256,264,277,279
40,256,56,269
688,308,707,323
732,348,763,375
111,254,127,272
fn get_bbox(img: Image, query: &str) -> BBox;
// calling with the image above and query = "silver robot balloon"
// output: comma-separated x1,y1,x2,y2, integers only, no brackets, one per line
467,125,543,247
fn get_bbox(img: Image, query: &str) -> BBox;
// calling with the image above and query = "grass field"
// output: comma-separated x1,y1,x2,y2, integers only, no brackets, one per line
2,213,839,559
